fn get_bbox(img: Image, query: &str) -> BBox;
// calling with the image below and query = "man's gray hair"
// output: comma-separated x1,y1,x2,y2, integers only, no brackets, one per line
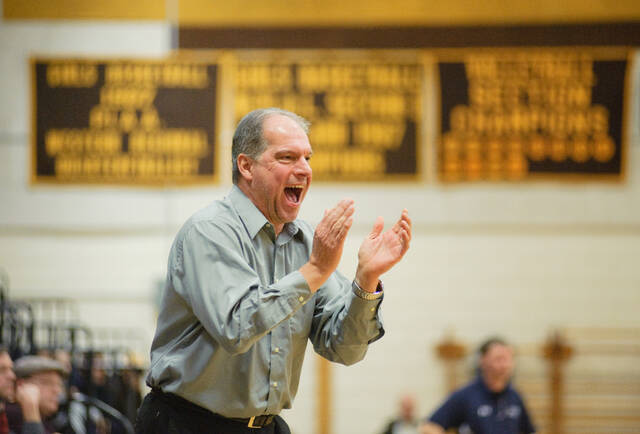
232,107,310,184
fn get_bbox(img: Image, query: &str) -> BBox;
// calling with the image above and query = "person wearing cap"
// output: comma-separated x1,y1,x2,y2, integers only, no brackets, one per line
138,108,412,434
6,355,70,434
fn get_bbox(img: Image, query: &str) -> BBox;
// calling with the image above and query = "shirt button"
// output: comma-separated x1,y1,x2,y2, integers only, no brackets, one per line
274,347,280,353
298,296,304,302
272,382,278,388
370,307,375,312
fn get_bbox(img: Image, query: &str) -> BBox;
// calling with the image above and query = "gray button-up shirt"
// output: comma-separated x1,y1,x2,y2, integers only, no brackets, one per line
146,186,385,417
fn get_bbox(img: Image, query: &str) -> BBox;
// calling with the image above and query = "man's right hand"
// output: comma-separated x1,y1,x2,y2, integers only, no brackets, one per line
300,199,354,292
16,381,42,422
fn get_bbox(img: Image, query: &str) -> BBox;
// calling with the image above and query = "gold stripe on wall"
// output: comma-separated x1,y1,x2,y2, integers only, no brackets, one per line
179,0,640,26
316,356,332,434
5,0,640,25
3,0,165,20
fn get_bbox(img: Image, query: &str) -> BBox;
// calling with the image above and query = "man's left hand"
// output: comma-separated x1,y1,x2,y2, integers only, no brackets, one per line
355,209,411,292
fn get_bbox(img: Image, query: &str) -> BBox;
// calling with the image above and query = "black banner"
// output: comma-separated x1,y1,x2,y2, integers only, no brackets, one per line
234,57,421,182
437,49,629,182
32,59,218,185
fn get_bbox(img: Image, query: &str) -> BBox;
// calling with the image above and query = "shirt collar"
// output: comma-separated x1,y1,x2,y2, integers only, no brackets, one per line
228,185,301,240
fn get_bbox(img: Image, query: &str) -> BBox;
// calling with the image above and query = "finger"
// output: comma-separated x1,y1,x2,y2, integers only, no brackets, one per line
401,228,411,252
398,208,410,223
338,216,354,239
332,198,354,214
324,199,354,224
330,206,355,235
327,199,354,222
404,211,412,241
397,224,411,254
393,209,411,235
400,217,412,241
369,216,384,239
319,202,350,237
402,209,411,226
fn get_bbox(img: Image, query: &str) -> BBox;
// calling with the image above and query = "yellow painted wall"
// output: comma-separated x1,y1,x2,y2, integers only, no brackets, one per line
5,0,640,25
3,0,165,20
179,0,640,26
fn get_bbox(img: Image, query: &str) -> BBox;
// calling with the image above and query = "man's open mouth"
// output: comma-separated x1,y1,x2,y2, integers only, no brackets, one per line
284,185,304,204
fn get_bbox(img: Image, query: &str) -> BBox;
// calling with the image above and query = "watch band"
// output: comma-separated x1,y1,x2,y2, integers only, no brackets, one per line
353,280,384,300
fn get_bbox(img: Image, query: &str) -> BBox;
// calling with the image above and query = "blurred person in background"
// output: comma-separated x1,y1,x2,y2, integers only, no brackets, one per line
7,355,71,434
137,107,412,434
380,393,419,434
420,337,535,434
0,347,16,434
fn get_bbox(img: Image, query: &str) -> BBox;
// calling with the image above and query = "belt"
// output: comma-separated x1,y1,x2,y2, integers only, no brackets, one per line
229,414,276,428
151,388,276,429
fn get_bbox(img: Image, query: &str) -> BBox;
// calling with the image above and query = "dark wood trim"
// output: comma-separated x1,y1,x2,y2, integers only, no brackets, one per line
179,22,640,49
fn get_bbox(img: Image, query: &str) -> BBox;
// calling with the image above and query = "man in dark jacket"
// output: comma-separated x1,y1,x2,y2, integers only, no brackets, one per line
420,338,535,434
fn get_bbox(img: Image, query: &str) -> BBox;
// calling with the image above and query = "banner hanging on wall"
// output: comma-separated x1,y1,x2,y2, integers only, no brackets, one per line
233,52,422,182
32,58,218,185
437,49,630,182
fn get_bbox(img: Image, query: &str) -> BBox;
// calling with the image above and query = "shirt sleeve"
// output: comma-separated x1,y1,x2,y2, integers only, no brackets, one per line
307,269,385,366
171,221,314,355
429,391,464,430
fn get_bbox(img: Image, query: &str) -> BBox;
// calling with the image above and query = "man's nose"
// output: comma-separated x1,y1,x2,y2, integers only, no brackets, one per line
294,157,312,175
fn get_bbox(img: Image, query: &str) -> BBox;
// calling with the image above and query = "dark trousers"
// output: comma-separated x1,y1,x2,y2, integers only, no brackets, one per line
135,390,291,434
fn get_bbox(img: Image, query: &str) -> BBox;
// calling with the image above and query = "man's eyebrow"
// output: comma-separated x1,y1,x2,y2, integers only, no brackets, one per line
274,147,296,154
274,148,313,157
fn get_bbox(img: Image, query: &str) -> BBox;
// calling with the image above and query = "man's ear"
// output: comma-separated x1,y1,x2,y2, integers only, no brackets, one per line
237,154,254,182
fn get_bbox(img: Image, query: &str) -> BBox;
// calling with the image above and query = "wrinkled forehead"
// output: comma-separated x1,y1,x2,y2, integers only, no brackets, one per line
263,115,308,142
